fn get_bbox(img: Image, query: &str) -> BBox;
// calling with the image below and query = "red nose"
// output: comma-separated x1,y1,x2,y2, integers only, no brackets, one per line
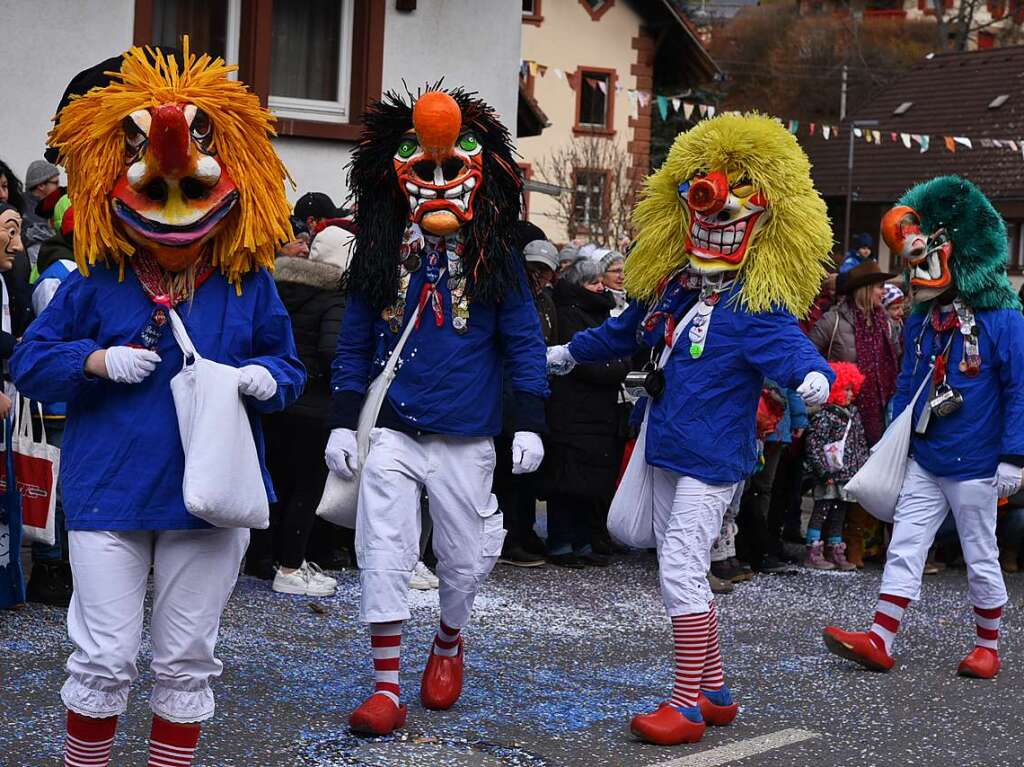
149,104,190,176
688,172,729,215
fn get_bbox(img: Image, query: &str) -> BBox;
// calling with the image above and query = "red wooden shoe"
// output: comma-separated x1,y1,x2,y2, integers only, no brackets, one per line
421,638,464,711
823,627,894,672
698,688,739,726
958,647,1001,679
349,693,407,736
630,703,706,746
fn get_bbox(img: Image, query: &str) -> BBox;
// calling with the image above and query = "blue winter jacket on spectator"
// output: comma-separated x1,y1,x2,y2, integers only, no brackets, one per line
567,281,833,484
10,265,305,531
765,382,808,444
892,308,1024,480
329,260,548,436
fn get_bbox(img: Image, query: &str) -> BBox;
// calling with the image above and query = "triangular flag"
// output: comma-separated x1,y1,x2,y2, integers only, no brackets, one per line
789,119,799,134
585,77,598,90
698,104,708,117
656,95,668,120
707,105,716,118
537,65,548,77
890,132,897,142
981,138,994,148
872,130,882,144
944,136,956,153
627,90,638,119
552,68,564,80
597,80,607,95
528,61,539,77
854,128,863,138
822,126,831,140
953,136,972,149
671,97,681,112
683,102,695,120
809,122,816,135
1010,141,1019,152
638,91,650,107
900,133,911,149
919,135,930,153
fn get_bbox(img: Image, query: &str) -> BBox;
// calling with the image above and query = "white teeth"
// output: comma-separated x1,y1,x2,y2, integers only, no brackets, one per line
444,184,464,199
419,187,437,198
405,182,418,194
409,195,417,209
452,198,467,211
464,176,477,189
710,230,722,245
929,252,941,279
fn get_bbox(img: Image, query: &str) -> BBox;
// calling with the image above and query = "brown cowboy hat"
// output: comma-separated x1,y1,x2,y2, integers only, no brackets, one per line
841,260,898,294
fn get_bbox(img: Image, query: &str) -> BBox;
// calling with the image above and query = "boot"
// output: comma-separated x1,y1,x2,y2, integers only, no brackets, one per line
710,559,740,583
957,647,1001,679
825,543,857,572
803,542,834,570
26,560,72,607
728,557,754,582
1000,547,1019,574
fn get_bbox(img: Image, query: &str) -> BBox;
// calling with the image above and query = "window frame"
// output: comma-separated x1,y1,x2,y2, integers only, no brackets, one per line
522,0,543,25
573,66,617,137
133,0,384,141
571,167,612,235
578,0,615,21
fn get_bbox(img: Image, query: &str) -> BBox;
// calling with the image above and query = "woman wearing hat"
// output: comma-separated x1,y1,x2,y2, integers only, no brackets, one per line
809,261,901,567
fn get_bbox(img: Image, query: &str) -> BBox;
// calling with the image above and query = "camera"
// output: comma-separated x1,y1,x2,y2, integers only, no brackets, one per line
624,367,665,399
929,384,963,418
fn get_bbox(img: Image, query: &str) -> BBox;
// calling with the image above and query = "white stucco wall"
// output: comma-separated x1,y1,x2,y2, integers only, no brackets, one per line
0,0,520,209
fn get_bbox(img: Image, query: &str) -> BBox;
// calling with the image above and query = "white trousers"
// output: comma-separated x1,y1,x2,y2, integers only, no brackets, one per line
652,468,738,615
62,528,249,723
356,428,505,626
881,460,1006,608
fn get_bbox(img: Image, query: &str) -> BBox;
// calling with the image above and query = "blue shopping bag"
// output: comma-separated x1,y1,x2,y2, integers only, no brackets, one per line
0,416,26,608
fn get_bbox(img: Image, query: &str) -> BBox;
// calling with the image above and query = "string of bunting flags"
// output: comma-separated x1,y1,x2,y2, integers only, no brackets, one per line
521,58,1024,159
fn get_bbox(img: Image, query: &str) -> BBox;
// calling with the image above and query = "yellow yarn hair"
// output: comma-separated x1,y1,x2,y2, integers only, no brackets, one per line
48,37,294,288
625,113,832,317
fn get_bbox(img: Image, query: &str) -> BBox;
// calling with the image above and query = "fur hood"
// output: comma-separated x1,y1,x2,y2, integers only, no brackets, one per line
274,256,343,291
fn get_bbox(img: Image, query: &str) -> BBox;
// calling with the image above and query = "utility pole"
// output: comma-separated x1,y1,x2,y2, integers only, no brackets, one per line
840,64,847,122
843,118,879,255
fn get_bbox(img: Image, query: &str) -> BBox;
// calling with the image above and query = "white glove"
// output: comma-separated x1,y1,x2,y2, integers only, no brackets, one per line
797,371,830,406
512,431,544,475
238,365,277,401
546,344,577,376
326,428,359,479
104,346,161,384
996,462,1022,498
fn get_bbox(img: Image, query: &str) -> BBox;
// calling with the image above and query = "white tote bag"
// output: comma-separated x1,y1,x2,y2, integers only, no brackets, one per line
168,308,270,529
315,286,432,529
821,415,853,473
13,396,60,546
607,300,703,548
844,368,932,524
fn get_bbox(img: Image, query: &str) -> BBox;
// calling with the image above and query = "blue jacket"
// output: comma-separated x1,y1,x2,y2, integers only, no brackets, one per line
892,308,1024,480
10,265,305,531
765,383,808,444
329,261,548,436
567,281,833,484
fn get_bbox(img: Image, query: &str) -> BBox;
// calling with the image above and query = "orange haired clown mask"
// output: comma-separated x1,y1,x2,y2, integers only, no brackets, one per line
678,170,768,272
394,90,482,236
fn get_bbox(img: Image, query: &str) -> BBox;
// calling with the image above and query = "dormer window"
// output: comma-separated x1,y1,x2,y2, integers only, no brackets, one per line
893,101,913,115
989,94,1009,109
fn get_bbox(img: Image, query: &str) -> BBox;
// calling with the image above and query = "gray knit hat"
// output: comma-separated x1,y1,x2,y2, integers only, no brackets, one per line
25,160,60,190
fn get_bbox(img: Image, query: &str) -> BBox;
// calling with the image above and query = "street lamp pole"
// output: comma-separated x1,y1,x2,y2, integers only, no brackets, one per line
843,118,879,256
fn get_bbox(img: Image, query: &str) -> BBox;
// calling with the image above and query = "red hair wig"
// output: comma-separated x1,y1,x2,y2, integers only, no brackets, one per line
828,361,865,406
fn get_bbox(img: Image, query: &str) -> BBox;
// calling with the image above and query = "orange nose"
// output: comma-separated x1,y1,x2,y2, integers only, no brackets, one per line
688,172,729,215
413,91,462,158
149,104,191,176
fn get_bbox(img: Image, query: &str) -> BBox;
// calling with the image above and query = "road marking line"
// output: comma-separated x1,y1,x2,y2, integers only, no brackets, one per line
647,728,820,767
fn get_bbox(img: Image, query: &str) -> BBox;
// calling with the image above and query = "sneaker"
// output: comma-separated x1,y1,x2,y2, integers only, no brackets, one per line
410,561,440,590
498,545,546,568
273,563,336,597
302,561,338,591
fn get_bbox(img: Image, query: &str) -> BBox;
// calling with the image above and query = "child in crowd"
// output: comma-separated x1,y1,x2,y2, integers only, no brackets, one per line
803,362,869,571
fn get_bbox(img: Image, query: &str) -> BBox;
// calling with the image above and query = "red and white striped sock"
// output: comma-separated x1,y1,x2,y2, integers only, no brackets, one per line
670,611,710,709
432,621,461,658
869,593,911,654
64,710,117,767
147,717,200,767
701,600,724,692
974,605,1002,650
371,621,403,705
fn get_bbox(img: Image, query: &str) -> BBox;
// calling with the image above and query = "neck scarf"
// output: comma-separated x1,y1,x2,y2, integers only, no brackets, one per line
131,251,215,307
853,303,897,445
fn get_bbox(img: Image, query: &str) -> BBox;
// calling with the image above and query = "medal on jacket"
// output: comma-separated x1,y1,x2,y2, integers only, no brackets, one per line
447,240,470,334
954,299,981,376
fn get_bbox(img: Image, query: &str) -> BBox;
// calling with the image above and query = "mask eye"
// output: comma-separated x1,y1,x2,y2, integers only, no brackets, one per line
190,108,212,148
731,178,755,197
122,111,150,161
395,138,419,161
677,180,691,198
457,132,481,155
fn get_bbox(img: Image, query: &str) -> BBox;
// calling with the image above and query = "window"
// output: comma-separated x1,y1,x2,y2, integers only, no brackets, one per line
574,68,616,135
523,0,543,24
573,169,609,232
579,0,615,20
134,0,384,141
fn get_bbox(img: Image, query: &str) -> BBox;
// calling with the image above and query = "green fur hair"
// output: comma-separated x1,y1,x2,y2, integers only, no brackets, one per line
899,175,1020,311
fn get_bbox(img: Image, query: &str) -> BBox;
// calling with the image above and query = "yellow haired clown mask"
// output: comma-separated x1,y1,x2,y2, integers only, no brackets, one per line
625,113,833,317
47,38,293,287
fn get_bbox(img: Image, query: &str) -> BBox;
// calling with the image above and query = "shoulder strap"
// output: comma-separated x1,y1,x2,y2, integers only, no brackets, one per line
656,296,704,369
167,307,199,363
380,268,446,384
826,312,840,361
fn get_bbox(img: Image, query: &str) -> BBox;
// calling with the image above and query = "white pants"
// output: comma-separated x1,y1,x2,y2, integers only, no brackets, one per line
653,469,738,615
62,528,249,723
881,460,1006,608
356,428,505,626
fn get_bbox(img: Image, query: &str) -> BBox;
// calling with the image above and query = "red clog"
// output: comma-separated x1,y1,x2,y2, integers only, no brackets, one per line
420,638,464,711
958,647,1001,679
349,693,407,736
823,627,894,672
698,692,739,726
630,703,706,746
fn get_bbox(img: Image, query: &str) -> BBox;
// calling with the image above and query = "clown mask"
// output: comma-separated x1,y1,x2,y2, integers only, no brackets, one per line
112,103,238,272
678,170,768,273
394,91,482,237
0,207,23,273
881,205,951,304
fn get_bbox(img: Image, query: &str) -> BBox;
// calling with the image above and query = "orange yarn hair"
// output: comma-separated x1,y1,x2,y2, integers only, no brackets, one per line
828,361,865,406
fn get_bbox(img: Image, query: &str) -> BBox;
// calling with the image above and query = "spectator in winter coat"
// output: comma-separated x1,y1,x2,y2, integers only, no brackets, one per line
543,258,629,568
21,160,60,270
258,225,352,597
839,232,876,273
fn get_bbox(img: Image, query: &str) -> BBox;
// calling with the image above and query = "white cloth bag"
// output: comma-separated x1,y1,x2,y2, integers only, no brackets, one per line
607,300,703,548
14,396,60,546
822,415,853,472
167,308,269,529
316,286,432,529
844,368,933,524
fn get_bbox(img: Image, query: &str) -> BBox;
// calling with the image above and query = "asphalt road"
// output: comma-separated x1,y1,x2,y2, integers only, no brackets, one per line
2,555,1022,767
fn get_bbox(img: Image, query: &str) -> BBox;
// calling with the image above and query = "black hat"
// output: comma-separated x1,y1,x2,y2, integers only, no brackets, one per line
294,192,348,221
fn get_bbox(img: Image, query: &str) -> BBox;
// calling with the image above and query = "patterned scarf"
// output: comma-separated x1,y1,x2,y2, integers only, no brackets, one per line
853,304,898,445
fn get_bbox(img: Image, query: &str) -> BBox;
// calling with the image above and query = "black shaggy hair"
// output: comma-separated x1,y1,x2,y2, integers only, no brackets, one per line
344,86,524,314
